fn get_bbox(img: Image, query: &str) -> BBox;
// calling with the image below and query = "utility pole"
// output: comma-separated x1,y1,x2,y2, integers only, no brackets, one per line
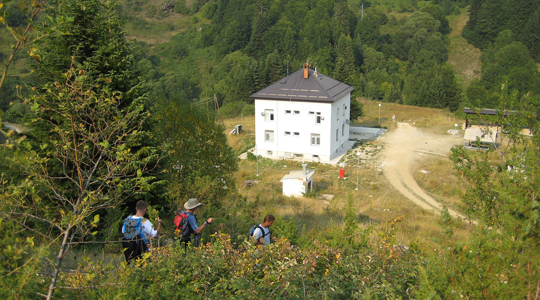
356,152,361,190
378,103,381,126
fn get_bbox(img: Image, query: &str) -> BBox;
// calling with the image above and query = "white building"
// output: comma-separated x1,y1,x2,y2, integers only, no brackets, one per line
250,64,354,162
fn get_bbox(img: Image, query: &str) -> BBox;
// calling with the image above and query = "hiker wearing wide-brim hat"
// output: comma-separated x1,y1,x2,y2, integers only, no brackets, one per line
180,198,214,247
184,198,203,210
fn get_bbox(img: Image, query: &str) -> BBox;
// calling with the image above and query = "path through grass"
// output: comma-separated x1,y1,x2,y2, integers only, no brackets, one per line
446,7,482,87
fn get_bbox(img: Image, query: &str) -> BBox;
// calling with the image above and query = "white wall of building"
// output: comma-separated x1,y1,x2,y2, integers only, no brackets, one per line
255,94,350,162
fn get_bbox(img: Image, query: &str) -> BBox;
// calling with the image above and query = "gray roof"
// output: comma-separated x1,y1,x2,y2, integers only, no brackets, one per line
250,68,354,103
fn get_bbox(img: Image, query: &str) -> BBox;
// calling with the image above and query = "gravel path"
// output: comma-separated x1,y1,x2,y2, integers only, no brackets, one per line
379,122,473,222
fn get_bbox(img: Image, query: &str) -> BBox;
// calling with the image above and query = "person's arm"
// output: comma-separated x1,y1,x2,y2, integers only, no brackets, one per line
194,217,214,235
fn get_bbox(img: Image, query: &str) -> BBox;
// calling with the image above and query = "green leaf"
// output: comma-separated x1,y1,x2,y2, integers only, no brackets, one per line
99,140,110,148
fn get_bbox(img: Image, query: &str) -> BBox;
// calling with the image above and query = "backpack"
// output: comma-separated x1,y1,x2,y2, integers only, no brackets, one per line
122,216,148,263
249,225,270,244
174,212,192,242
123,216,146,241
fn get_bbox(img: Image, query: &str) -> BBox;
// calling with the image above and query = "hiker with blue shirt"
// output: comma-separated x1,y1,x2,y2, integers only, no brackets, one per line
181,198,214,247
252,214,275,246
122,200,162,263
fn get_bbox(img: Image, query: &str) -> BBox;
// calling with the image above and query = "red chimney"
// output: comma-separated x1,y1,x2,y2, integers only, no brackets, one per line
303,63,309,79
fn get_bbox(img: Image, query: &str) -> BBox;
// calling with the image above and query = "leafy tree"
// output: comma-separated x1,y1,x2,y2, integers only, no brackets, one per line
466,78,489,107
355,8,388,48
423,87,540,298
154,100,238,215
0,0,46,95
421,4,451,35
1,66,156,299
217,19,252,55
480,37,540,98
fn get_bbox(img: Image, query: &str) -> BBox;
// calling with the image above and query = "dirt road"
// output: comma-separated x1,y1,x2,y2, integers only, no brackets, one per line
378,122,470,221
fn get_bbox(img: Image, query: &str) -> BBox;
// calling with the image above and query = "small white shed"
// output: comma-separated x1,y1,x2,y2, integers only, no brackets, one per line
281,164,314,197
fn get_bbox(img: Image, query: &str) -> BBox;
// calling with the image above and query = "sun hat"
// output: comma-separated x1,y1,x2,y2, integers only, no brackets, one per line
184,198,203,210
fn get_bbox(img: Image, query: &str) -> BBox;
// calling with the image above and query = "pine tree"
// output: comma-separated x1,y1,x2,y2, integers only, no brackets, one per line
463,0,483,45
334,34,356,84
247,12,269,58
28,0,163,219
520,6,540,62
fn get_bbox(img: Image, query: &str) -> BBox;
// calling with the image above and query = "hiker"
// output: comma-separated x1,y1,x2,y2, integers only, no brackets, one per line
122,200,162,263
181,198,214,247
251,214,275,246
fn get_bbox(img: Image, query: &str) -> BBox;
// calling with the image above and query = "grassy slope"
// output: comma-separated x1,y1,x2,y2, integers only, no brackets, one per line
446,7,482,87
225,102,473,247
118,0,200,53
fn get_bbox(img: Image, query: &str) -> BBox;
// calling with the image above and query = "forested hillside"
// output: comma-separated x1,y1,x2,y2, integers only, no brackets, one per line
130,0,467,114
1,0,540,298
3,0,540,121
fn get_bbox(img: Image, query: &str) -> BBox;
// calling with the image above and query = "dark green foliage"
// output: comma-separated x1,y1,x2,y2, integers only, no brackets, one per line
403,64,460,110
421,4,451,34
75,232,419,299
333,34,356,83
520,6,540,61
463,0,540,58
466,78,491,108
350,97,364,120
138,0,473,111
422,89,540,298
478,31,540,100
154,100,238,211
355,8,388,48
27,0,165,226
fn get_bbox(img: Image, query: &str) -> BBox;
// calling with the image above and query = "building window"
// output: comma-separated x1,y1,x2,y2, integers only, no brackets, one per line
284,131,291,136
294,110,300,115
342,124,345,136
316,112,322,124
294,132,300,137
265,109,274,121
311,134,321,146
265,130,274,142
336,129,339,141
285,110,291,114
267,151,273,155
313,154,319,159
343,104,345,116
337,107,340,121
294,153,303,158
309,111,315,115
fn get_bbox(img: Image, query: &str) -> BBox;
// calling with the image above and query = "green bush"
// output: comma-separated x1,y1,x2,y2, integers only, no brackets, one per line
241,103,254,116
72,233,420,299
